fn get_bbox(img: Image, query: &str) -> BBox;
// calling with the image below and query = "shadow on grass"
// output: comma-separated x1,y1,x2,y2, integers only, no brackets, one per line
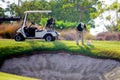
52,41,119,61
52,41,95,56
14,40,120,61
78,44,95,55
51,41,110,60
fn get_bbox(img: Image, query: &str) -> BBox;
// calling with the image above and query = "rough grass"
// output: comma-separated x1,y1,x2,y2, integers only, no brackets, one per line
0,39,120,61
0,72,38,80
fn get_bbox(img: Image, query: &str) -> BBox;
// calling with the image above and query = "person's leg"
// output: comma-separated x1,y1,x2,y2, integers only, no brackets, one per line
81,30,84,45
75,31,80,45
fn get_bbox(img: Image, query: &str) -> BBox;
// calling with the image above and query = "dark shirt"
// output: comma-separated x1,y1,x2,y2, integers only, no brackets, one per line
46,18,54,27
77,23,86,31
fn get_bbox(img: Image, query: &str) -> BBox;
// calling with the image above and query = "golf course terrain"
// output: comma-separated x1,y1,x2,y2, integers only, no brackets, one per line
0,39,120,80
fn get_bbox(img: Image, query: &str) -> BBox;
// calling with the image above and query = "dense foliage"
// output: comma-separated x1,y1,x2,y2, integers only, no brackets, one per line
0,0,100,28
93,0,120,32
0,0,120,33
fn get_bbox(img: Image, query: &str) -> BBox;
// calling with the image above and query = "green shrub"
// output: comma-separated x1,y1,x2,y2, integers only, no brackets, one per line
40,18,48,26
55,21,77,29
40,19,78,29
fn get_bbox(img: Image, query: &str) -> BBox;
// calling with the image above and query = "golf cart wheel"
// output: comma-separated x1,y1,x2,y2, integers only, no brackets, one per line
15,34,25,41
45,35,54,41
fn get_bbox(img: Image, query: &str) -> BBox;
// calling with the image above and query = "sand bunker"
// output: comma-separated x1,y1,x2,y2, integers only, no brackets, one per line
1,53,120,80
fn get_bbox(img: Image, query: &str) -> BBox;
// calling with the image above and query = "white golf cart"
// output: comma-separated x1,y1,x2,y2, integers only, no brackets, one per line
14,10,59,41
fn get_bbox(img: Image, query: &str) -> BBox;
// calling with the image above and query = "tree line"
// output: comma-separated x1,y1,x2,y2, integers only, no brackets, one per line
0,0,120,31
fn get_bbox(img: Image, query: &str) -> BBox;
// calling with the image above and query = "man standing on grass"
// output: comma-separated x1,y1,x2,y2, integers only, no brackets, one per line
75,22,86,45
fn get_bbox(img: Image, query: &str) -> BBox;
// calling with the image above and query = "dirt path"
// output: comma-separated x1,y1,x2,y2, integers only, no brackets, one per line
0,53,120,80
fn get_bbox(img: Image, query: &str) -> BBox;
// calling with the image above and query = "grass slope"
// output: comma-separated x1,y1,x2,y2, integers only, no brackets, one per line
0,39,120,79
0,39,120,60
0,72,38,80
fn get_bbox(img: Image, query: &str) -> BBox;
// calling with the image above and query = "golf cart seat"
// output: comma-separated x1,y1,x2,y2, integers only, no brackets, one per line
36,29,43,32
28,27,37,37
24,26,37,37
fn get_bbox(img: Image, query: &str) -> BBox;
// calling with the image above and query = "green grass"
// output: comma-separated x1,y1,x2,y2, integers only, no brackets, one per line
0,72,38,80
0,39,120,61
0,39,120,79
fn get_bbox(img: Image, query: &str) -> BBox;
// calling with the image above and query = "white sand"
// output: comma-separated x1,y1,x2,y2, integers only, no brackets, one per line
1,53,120,80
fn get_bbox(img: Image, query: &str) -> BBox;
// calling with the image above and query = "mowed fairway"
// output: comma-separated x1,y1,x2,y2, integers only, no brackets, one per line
0,39,120,60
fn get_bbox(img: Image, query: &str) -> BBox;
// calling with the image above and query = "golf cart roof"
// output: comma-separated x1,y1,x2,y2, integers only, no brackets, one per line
24,10,52,13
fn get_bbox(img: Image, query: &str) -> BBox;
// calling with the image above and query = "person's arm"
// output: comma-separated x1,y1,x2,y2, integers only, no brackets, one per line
84,24,87,31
